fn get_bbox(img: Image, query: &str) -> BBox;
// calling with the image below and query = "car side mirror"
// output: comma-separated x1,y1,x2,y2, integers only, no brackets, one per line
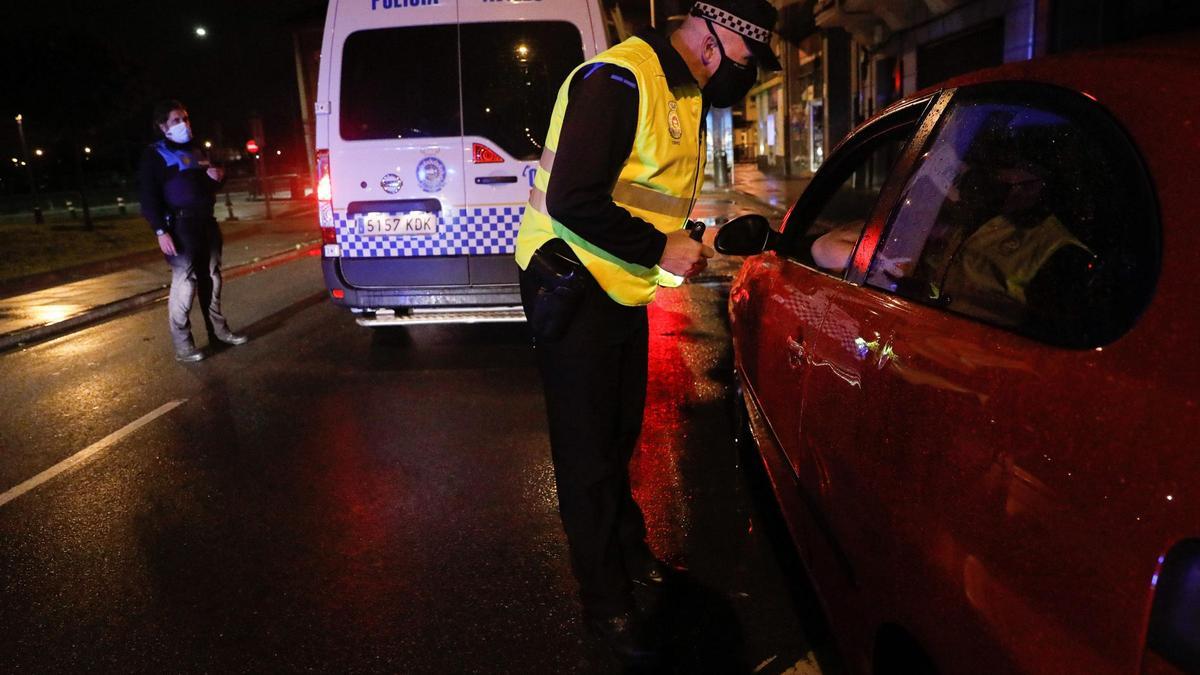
714,214,779,256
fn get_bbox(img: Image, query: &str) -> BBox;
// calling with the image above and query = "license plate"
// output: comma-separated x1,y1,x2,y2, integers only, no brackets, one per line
356,211,438,236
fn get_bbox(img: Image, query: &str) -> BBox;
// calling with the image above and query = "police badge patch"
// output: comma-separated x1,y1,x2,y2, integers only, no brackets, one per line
668,101,682,141
416,156,447,193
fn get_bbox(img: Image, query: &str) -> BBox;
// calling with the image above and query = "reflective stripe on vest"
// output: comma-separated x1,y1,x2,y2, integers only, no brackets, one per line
514,36,706,306
529,180,693,221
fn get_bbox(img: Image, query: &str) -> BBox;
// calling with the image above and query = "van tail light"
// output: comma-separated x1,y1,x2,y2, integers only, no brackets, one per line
473,143,504,164
316,149,332,203
315,150,338,254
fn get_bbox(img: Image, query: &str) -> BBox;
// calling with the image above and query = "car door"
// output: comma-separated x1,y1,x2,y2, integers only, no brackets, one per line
739,106,916,482
765,96,944,653
829,83,1162,672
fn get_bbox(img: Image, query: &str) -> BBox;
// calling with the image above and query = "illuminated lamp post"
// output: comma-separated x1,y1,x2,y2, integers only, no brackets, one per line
75,145,94,229
15,114,43,224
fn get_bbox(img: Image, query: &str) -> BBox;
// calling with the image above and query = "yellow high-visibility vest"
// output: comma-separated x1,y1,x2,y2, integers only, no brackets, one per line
515,36,706,306
940,214,1093,326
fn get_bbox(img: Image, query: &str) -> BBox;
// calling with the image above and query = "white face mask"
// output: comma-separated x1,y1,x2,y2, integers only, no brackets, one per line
165,121,192,144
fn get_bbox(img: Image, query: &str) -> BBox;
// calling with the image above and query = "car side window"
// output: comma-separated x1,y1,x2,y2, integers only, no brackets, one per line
781,129,910,275
866,86,1158,347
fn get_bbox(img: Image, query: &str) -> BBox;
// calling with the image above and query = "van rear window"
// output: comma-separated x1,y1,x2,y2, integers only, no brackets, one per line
461,22,585,161
339,22,585,156
340,25,461,141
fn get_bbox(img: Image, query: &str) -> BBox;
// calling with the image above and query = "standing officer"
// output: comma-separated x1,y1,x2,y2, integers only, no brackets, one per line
514,0,781,663
139,100,247,362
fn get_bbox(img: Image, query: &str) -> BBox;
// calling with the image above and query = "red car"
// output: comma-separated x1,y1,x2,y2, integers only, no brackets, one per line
718,33,1199,675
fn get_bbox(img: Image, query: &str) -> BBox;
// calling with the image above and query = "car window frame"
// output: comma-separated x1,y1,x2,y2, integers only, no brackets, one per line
858,81,1162,348
778,91,951,280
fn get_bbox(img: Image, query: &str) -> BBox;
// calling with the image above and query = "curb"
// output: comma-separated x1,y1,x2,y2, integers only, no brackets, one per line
0,206,319,300
0,240,321,353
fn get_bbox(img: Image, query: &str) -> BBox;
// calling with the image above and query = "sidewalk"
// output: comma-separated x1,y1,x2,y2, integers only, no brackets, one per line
0,204,320,351
723,161,811,215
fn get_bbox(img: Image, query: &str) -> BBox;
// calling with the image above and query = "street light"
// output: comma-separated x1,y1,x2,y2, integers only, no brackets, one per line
14,113,43,224
34,148,44,157
74,144,94,229
195,26,208,38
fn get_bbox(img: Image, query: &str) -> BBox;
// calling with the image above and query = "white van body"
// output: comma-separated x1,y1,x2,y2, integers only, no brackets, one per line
314,0,610,326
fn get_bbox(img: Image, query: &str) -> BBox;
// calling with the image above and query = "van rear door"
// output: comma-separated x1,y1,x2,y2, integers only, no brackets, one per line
331,3,469,283
458,5,603,284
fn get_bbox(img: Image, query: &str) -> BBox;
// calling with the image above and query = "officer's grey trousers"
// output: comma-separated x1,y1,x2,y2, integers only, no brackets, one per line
164,217,229,351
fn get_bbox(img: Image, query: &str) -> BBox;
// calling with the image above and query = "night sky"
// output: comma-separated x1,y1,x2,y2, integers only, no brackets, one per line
2,1,327,181
1,0,661,189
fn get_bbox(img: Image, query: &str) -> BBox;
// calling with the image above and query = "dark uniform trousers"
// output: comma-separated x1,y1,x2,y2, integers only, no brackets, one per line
519,268,656,617
164,214,229,349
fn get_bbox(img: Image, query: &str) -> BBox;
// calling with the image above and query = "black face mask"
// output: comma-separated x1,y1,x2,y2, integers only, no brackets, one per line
702,20,758,109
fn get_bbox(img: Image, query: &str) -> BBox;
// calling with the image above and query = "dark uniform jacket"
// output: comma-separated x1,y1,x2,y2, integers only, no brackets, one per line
138,139,221,235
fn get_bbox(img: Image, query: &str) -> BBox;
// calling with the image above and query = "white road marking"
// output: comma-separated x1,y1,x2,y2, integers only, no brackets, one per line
754,655,779,673
0,399,186,508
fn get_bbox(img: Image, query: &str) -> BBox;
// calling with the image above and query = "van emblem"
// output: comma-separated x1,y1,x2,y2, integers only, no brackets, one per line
380,173,403,194
667,101,682,141
416,156,447,193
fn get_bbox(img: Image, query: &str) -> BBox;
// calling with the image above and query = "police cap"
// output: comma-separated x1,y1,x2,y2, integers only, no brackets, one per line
691,0,782,72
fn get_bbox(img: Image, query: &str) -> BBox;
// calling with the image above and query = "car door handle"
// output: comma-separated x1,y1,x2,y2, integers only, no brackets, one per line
475,176,519,185
854,335,896,368
786,336,806,368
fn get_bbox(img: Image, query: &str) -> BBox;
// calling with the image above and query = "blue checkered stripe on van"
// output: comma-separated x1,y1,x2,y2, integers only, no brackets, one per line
333,206,523,257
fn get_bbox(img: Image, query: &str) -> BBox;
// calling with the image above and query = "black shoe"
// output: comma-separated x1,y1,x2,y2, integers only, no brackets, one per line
175,346,205,363
631,558,684,588
211,331,249,346
584,610,659,666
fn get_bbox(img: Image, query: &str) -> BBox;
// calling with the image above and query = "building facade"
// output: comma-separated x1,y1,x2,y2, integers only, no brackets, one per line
741,0,1198,178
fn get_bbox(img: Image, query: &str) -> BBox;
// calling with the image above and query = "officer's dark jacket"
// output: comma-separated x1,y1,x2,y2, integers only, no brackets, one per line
138,140,221,232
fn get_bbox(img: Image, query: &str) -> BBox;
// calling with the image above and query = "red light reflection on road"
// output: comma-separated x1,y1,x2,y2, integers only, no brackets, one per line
301,398,398,632
631,287,699,561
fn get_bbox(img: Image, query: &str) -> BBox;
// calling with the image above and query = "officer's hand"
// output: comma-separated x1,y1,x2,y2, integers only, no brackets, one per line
207,167,225,182
659,229,715,277
157,232,177,256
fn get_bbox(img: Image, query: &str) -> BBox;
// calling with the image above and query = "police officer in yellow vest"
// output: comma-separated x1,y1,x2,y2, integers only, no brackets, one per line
515,0,781,663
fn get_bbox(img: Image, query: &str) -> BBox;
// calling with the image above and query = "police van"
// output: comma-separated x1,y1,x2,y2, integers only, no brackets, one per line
314,0,610,326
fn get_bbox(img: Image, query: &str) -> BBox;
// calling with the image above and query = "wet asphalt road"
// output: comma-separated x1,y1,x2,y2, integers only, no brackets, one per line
0,249,832,673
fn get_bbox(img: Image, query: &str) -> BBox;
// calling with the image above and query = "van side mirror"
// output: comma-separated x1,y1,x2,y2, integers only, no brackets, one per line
714,214,779,256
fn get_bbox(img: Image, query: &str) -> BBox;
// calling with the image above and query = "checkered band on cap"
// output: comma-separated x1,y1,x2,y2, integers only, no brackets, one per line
693,2,772,44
